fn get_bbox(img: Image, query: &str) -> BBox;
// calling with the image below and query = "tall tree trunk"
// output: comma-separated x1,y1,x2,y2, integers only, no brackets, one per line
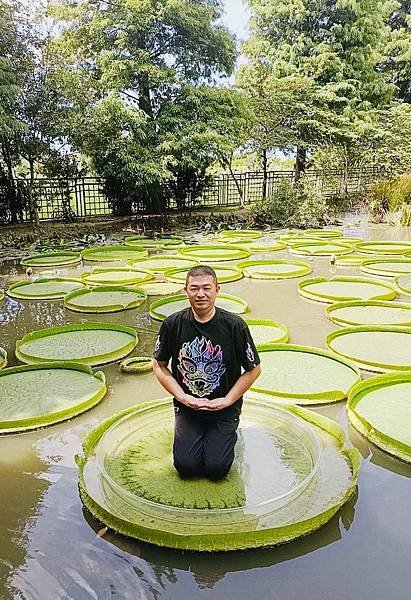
1,141,18,223
262,148,268,199
138,74,153,118
28,157,39,227
294,146,307,182
220,154,244,207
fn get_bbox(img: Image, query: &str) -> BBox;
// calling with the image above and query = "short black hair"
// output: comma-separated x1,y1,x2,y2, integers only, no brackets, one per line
185,265,218,286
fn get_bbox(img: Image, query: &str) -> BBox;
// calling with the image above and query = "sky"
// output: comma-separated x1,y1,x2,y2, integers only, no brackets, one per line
222,0,250,40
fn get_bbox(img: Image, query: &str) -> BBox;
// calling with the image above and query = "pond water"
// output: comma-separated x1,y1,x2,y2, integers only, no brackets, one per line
0,222,410,600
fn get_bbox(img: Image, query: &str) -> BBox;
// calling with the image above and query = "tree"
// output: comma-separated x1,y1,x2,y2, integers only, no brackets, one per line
49,0,238,212
383,1,411,102
243,0,395,178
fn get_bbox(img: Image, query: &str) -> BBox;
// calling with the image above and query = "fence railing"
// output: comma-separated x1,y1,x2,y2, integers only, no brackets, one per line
0,167,380,224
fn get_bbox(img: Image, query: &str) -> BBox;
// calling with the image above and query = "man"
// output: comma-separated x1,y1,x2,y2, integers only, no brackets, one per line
152,264,261,481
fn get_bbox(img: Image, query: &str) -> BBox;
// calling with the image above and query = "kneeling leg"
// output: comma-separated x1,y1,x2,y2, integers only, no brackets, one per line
203,415,240,480
173,408,205,478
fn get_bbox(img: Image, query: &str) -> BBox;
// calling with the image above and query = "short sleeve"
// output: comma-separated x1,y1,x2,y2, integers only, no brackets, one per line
153,320,172,363
240,324,260,371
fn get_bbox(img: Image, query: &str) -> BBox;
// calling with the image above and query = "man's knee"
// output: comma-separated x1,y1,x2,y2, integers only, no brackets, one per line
173,456,203,478
203,459,232,481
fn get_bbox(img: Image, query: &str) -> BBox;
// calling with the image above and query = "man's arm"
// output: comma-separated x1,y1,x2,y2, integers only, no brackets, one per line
197,364,261,411
152,359,205,410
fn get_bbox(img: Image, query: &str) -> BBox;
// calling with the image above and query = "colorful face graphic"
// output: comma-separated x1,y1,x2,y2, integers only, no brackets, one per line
178,336,226,397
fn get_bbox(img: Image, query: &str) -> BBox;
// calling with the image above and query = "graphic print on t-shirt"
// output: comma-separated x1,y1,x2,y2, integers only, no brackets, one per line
177,336,226,397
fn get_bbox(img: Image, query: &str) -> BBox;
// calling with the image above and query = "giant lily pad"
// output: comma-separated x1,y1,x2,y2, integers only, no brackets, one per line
165,265,243,284
326,326,411,372
128,255,199,273
137,281,184,296
289,242,353,256
16,323,138,366
334,254,368,267
0,290,4,301
64,286,147,313
0,347,7,370
244,319,289,344
149,293,248,320
238,259,312,279
396,273,411,296
347,373,411,463
124,237,184,250
80,267,153,287
302,229,342,238
251,344,360,404
21,251,82,267
226,240,287,252
218,229,263,240
360,259,411,277
355,241,411,255
78,397,359,551
7,277,87,300
327,300,411,327
178,245,251,262
0,362,107,433
298,276,397,303
81,245,148,262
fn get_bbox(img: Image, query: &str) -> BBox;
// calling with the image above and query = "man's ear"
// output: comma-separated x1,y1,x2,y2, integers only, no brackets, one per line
216,285,220,294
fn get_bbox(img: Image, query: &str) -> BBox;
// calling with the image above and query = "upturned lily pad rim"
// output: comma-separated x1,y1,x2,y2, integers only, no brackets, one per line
149,292,248,320
0,347,7,369
0,290,4,301
302,229,343,238
218,229,263,240
326,325,411,371
119,356,153,373
252,343,361,402
238,259,312,279
7,277,87,300
81,245,148,261
137,281,185,295
177,244,251,261
347,372,411,463
77,398,360,551
360,258,411,277
395,273,411,296
63,285,147,313
80,267,153,286
164,265,243,284
15,322,138,366
355,241,411,255
124,236,185,249
289,241,353,256
21,251,82,267
0,361,107,433
335,254,368,266
298,276,397,303
244,319,289,343
96,398,322,517
226,240,287,252
326,300,411,327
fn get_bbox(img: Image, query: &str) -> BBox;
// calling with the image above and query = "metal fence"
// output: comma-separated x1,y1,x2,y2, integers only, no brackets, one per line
0,168,380,223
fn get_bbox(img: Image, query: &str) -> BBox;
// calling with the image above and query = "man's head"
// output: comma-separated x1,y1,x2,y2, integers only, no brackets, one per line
185,265,220,317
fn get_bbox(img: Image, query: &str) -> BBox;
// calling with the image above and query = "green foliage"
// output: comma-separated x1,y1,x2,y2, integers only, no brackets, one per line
253,177,326,228
368,174,411,225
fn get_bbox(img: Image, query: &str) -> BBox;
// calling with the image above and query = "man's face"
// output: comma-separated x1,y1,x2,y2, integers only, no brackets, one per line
185,275,219,315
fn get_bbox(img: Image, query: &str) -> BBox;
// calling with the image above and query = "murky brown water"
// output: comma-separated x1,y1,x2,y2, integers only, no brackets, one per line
0,221,410,600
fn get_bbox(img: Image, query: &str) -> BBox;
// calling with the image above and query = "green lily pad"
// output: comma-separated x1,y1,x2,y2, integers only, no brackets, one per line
64,286,147,313
137,281,185,296
227,240,287,252
326,326,411,372
334,254,368,267
165,265,243,284
244,319,289,344
178,244,251,262
289,242,353,256
7,277,86,300
78,397,359,551
124,237,185,249
81,245,148,262
21,251,82,267
0,362,107,433
355,241,411,255
303,229,342,238
360,259,411,277
396,273,411,295
119,356,153,374
149,293,248,320
299,276,397,303
251,343,360,404
128,255,199,273
327,300,411,327
16,323,138,366
218,229,263,240
80,267,153,287
347,373,411,463
238,259,312,279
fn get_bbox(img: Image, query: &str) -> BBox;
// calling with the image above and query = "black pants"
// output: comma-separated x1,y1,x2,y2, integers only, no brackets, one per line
173,407,240,480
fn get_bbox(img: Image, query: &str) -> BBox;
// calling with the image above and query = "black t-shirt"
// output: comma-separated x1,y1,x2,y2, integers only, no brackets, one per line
153,307,260,418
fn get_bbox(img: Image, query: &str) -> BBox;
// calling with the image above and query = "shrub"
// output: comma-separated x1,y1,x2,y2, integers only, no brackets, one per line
368,175,411,225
